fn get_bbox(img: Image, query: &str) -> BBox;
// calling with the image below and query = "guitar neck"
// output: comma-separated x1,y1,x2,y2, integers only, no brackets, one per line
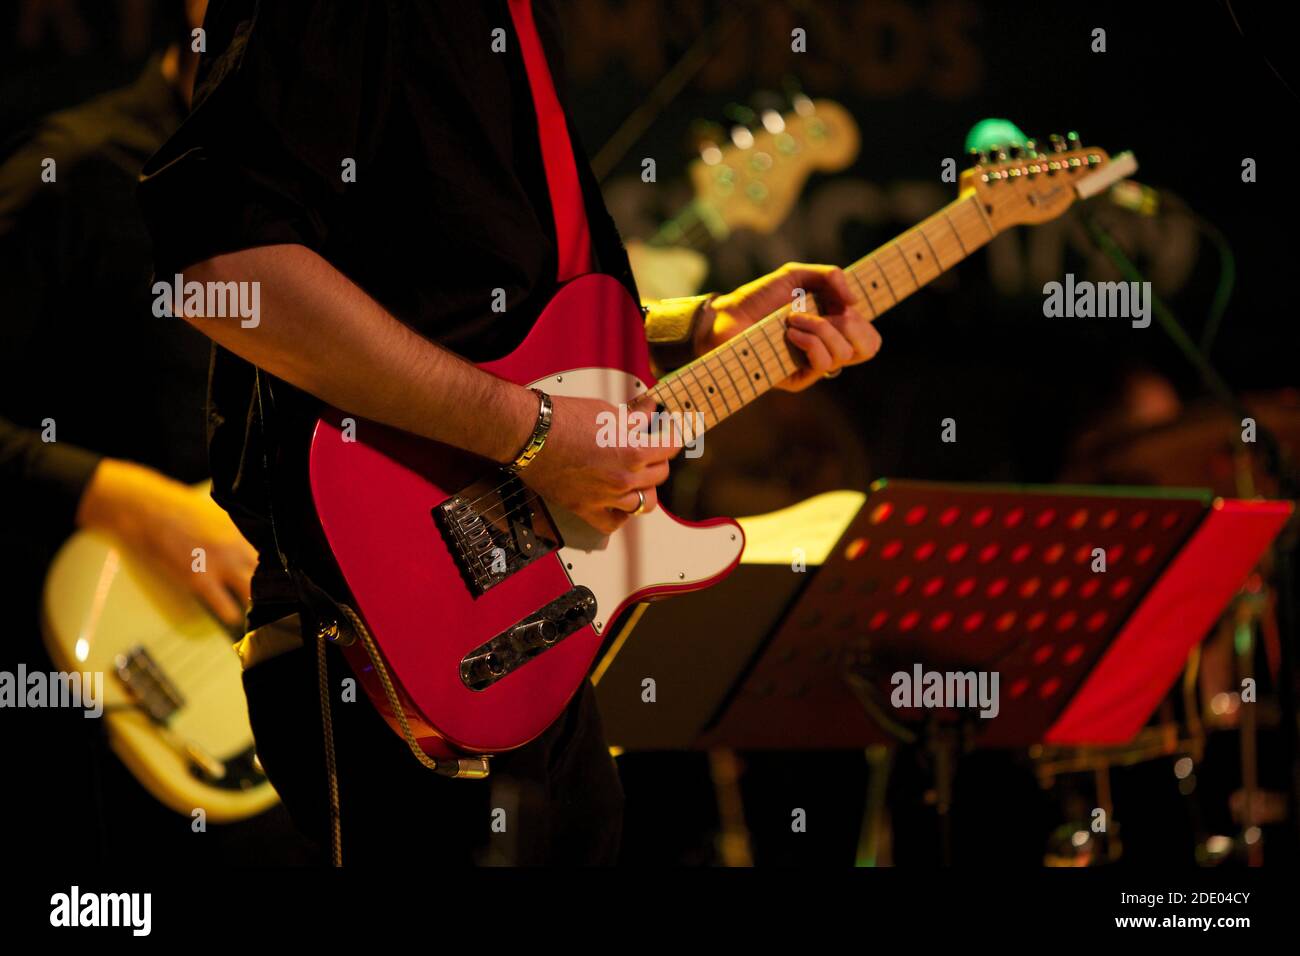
648,198,724,253
645,192,997,432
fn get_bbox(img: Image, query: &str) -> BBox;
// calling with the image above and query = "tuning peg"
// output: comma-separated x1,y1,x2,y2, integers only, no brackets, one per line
1049,134,1066,152
1066,130,1081,149
757,108,784,134
729,125,755,149
1024,138,1038,158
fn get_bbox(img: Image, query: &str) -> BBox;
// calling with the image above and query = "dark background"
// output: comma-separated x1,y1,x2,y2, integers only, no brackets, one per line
3,0,1296,866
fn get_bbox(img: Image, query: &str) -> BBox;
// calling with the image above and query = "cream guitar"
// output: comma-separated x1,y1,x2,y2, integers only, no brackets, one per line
42,493,278,823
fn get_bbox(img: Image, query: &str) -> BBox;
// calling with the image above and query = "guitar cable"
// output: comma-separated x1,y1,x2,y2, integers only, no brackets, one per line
314,628,344,867
336,603,476,777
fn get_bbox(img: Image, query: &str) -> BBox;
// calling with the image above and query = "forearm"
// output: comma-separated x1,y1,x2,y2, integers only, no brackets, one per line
76,458,173,539
0,415,102,531
180,244,537,463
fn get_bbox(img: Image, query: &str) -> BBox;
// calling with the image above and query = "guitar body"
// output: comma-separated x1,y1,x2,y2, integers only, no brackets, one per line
308,274,745,757
42,520,279,823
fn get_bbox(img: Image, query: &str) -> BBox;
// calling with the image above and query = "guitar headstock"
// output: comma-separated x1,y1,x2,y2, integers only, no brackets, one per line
688,97,860,236
962,132,1136,231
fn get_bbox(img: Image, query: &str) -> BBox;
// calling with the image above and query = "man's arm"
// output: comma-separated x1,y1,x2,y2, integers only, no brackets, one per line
0,417,256,625
179,244,681,535
0,416,102,533
182,244,539,464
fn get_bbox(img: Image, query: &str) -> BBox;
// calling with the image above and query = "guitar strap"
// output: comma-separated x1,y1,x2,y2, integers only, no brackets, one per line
507,0,593,281
251,368,345,865
252,369,491,866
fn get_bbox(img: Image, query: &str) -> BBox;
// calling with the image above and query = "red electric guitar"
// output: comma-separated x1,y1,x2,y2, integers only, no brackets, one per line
307,137,1137,765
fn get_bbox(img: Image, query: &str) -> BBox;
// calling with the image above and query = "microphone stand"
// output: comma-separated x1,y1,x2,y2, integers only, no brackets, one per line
1082,210,1300,860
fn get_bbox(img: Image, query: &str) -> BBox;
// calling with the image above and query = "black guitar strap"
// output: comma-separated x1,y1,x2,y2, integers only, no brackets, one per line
251,369,492,865
251,367,347,865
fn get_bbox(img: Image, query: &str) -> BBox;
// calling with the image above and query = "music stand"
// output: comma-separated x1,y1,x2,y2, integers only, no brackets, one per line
695,479,1293,749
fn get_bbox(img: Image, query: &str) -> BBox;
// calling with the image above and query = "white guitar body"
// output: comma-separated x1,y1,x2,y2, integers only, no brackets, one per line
536,365,745,637
42,526,278,823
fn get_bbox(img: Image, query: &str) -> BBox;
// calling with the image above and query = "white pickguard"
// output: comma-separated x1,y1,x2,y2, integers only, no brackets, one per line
530,366,745,634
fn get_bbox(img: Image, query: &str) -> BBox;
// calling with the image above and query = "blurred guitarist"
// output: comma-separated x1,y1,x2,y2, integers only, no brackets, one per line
139,0,880,864
0,1,308,863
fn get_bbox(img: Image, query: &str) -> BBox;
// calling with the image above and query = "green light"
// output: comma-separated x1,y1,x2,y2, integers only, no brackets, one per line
1235,620,1253,656
965,118,1029,154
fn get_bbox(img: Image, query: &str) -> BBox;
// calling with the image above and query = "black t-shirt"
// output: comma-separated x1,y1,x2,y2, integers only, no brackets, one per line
138,1,637,611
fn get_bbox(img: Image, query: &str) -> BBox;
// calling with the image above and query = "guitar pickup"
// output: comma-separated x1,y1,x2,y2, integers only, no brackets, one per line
115,646,185,723
460,587,597,690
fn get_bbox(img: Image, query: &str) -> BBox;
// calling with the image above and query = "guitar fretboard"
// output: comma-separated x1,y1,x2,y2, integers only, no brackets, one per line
645,192,997,432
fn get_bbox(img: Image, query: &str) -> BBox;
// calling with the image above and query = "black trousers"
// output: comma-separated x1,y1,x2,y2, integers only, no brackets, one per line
241,618,624,866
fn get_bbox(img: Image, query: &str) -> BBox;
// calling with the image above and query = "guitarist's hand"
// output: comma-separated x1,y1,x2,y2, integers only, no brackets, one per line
701,262,881,391
77,460,258,627
519,395,682,535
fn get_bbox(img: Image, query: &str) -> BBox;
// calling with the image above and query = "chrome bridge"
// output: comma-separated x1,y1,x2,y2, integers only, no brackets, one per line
460,587,597,690
434,472,562,596
115,646,184,722
115,646,268,790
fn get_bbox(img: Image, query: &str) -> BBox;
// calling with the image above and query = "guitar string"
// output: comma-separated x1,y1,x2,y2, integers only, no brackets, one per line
142,632,210,676
449,244,924,532
112,634,233,706
441,197,977,556
446,344,786,579
651,209,715,252
455,214,959,519
447,320,800,561
454,332,769,535
462,193,988,527
454,314,795,519
472,190,992,512
145,626,235,673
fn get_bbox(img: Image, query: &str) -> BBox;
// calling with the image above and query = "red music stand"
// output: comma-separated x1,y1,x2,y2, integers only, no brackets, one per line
699,479,1293,749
